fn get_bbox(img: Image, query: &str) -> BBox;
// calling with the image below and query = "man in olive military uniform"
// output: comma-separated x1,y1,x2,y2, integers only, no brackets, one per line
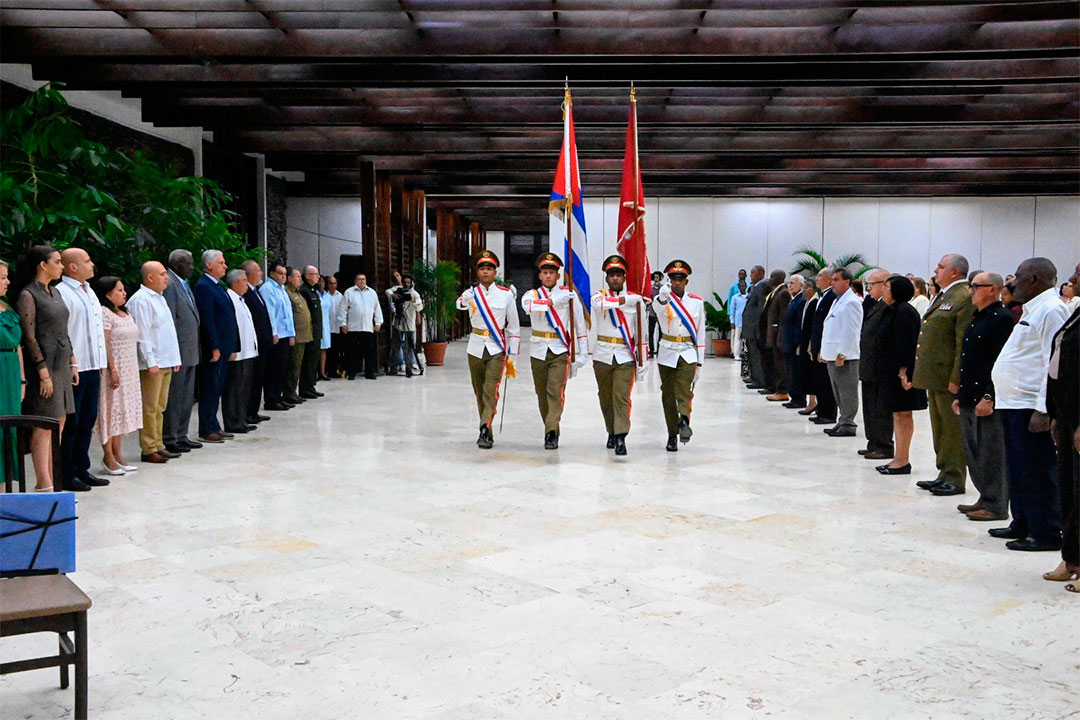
298,265,324,399
521,252,588,449
591,254,648,456
913,254,976,495
653,260,707,452
456,250,521,449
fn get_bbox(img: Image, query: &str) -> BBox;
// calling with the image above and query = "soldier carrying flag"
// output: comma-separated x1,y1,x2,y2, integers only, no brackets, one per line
653,259,706,451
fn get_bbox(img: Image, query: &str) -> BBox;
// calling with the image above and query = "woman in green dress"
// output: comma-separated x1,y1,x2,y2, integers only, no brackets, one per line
0,259,26,482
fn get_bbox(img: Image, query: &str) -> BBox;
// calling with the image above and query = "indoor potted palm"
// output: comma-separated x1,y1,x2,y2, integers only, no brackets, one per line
704,293,732,357
411,258,461,366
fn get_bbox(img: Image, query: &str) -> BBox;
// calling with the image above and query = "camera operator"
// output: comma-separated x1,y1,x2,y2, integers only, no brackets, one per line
384,273,424,377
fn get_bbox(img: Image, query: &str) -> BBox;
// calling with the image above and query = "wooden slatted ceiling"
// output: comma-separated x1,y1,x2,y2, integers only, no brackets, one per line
2,1,1077,231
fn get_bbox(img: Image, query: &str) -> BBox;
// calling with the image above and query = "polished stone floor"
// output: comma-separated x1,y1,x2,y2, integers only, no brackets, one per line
2,339,1075,719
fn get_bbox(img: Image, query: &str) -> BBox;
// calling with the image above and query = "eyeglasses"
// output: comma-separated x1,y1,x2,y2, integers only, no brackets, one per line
865,280,885,286
970,283,997,289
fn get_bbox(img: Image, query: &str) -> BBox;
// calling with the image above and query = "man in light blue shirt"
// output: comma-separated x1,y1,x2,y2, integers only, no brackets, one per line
730,285,749,360
726,268,748,309
260,261,296,410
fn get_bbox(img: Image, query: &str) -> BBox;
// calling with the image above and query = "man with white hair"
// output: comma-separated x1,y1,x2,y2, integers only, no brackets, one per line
779,274,807,408
162,248,202,456
192,249,239,443
222,269,259,434
913,253,976,496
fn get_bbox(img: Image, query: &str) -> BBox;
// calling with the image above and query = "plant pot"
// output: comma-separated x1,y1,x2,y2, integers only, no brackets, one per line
712,338,732,357
422,341,449,366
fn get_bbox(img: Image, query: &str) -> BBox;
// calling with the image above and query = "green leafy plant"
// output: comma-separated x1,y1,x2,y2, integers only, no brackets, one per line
791,246,876,280
411,258,462,342
1,84,260,287
704,292,730,338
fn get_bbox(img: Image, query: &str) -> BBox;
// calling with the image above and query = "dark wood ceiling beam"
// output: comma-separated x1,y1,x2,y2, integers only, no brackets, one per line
4,20,1077,58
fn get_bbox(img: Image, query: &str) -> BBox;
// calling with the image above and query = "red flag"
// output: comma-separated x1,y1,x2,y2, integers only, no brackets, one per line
616,87,650,298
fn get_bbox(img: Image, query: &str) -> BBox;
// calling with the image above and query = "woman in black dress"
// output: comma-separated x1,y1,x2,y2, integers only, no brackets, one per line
876,275,928,475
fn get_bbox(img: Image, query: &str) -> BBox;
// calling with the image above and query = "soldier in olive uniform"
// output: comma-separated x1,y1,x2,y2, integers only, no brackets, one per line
456,250,521,449
912,254,976,495
298,265,324,398
653,260,707,452
521,252,588,449
284,267,313,405
592,254,648,456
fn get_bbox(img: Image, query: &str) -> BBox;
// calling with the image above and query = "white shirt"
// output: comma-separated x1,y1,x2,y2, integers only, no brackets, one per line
327,291,344,334
820,288,864,362
127,285,181,370
337,285,384,332
56,275,107,371
991,288,1069,413
909,294,931,317
457,283,521,358
226,288,259,361
521,285,588,361
591,290,645,365
652,290,707,367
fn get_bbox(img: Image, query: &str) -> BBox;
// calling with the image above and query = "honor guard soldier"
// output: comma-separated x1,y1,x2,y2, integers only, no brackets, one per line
521,252,588,449
456,250,521,449
653,259,706,451
592,254,648,456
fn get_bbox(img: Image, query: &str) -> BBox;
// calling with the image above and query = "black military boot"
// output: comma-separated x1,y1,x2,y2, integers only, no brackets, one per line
666,435,679,452
679,415,693,444
477,424,494,449
606,433,616,449
544,430,559,450
614,434,627,456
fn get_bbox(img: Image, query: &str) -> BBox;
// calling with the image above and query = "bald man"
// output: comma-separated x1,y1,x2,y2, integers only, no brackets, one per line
56,247,109,490
859,269,896,459
127,261,182,463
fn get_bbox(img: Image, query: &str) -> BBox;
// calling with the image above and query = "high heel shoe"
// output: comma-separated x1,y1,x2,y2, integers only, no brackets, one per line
876,464,911,475
119,464,138,472
102,466,126,476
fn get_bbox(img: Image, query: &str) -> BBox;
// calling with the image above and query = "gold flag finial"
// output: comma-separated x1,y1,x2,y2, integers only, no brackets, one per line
630,82,636,103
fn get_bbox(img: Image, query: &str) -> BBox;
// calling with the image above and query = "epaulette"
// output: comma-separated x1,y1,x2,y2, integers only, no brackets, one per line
496,285,509,291
559,285,569,290
688,293,702,300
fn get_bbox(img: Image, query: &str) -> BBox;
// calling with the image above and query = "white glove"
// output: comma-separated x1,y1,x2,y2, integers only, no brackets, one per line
657,285,671,302
570,355,588,378
551,287,573,308
460,288,475,304
636,362,648,382
693,364,701,389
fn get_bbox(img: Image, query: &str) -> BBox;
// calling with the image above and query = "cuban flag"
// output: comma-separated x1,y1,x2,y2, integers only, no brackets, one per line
549,85,591,302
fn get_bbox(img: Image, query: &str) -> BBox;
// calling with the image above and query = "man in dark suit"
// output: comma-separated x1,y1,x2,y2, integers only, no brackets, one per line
779,275,808,408
193,250,240,443
740,265,769,389
241,260,273,426
162,249,202,456
1046,263,1079,586
763,270,791,401
298,265,324,399
810,269,838,424
859,269,895,460
793,282,820,411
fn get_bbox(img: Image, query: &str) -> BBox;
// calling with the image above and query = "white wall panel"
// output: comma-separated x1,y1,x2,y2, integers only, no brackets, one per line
656,198,715,299
287,197,319,234
823,198,880,265
980,197,1035,277
1034,196,1080,282
286,226,319,270
929,199,982,274
878,199,931,278
486,231,505,271
767,198,823,273
712,198,767,302
318,198,363,244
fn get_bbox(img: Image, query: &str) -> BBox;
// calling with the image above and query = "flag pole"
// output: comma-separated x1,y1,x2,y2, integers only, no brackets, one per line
563,79,577,364
630,83,645,367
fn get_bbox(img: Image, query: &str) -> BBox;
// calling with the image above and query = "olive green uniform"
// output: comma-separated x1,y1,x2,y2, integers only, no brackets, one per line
468,348,506,428
658,358,697,436
531,351,570,434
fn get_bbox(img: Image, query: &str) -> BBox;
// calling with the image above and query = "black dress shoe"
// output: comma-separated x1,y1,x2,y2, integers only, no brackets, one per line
164,444,190,455
312,390,325,397
666,435,678,452
250,414,271,422
1005,537,1062,552
160,449,182,459
757,389,773,395
285,395,305,404
797,408,816,416
265,402,291,411
544,430,558,450
80,473,110,487
863,451,894,460
876,464,911,475
299,392,320,400
678,415,693,443
606,433,616,449
929,483,965,496
825,426,856,437
614,434,627,456
988,526,1026,540
916,478,946,490
812,417,836,425
225,426,249,434
782,400,807,409
477,425,493,450
180,439,203,450
63,478,92,492
745,384,764,390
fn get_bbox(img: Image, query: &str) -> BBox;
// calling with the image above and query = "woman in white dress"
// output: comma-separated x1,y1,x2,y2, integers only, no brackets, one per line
95,277,142,475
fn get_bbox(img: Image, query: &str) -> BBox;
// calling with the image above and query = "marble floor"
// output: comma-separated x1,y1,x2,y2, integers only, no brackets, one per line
1,339,1075,719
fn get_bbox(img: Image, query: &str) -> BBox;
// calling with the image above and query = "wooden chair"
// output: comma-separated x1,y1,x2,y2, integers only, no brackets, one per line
1,415,89,719
0,415,62,493
0,575,90,719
